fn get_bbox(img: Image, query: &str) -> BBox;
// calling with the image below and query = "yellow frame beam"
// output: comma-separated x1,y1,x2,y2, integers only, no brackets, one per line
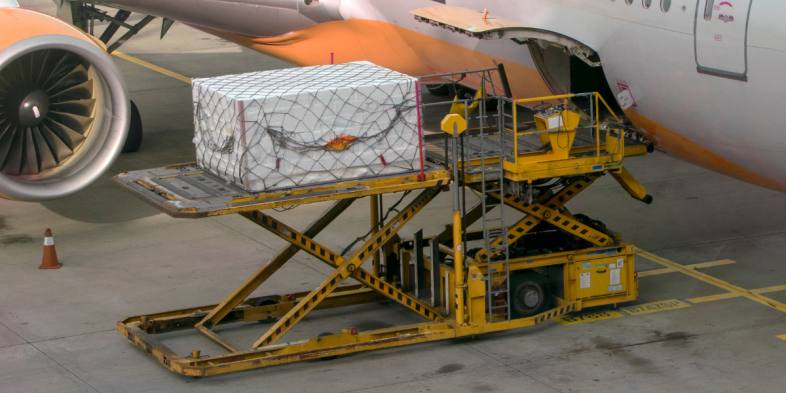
475,174,600,261
118,301,579,377
196,198,356,333
249,186,445,348
113,90,650,377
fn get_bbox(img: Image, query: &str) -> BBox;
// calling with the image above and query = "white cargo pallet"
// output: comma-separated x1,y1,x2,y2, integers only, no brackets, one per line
192,61,421,191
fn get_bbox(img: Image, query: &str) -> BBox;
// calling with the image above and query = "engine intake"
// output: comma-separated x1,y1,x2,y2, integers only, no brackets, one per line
0,8,129,201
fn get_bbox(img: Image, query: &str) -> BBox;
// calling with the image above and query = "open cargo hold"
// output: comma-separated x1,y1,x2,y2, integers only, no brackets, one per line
192,61,422,192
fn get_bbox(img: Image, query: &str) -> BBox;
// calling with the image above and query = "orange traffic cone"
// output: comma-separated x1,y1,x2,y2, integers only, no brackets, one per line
39,229,62,270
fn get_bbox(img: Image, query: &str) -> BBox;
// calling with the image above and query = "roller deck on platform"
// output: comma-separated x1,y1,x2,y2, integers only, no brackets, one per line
111,133,647,218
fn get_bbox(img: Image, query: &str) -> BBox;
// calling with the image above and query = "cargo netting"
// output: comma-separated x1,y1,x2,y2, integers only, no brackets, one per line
192,62,422,192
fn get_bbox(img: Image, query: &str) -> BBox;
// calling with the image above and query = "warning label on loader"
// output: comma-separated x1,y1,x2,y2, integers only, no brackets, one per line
580,273,591,289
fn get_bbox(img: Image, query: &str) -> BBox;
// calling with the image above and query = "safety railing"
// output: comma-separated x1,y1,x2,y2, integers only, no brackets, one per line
510,92,623,166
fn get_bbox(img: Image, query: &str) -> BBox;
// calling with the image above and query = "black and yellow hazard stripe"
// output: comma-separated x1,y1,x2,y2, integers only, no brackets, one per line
521,204,610,246
252,251,358,348
249,187,444,348
542,174,599,210
533,303,579,324
246,211,344,266
248,210,442,323
477,175,600,260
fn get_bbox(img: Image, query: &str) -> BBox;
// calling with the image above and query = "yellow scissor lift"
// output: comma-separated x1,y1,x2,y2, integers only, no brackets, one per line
113,74,652,376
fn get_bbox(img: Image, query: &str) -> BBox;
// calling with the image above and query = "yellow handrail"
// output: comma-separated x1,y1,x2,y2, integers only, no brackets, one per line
595,93,600,164
509,92,622,167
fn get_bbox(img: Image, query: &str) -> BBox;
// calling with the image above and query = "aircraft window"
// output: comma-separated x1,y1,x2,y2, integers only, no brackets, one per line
661,0,671,12
626,0,633,4
643,0,652,8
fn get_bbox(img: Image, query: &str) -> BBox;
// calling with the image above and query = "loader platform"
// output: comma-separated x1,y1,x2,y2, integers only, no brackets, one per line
113,82,653,376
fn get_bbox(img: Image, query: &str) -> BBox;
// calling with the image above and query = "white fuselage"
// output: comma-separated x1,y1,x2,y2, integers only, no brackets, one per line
100,0,786,190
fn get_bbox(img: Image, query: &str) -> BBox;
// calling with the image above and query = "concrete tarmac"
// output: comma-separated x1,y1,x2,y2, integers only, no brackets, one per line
3,2,786,392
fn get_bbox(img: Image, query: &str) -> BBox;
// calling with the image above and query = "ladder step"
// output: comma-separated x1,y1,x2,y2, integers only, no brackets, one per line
491,305,509,310
485,229,504,236
490,290,508,295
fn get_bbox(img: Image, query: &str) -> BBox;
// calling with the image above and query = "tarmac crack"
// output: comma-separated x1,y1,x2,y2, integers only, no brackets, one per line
0,319,28,346
29,342,102,393
508,365,563,392
26,328,117,346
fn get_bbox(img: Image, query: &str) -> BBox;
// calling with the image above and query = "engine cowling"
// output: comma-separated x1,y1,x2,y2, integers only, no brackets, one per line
0,7,129,201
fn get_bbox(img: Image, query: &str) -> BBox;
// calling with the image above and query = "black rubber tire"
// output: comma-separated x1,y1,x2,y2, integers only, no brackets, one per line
122,100,143,153
509,272,552,319
253,296,280,324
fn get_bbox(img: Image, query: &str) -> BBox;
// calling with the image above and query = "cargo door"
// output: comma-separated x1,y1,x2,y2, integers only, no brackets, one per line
694,0,753,81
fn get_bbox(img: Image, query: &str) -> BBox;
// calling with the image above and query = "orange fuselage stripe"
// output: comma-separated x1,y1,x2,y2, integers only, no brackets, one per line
193,19,553,100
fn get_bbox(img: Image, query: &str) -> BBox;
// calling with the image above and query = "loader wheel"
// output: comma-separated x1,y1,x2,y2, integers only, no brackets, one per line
510,272,551,319
253,296,280,324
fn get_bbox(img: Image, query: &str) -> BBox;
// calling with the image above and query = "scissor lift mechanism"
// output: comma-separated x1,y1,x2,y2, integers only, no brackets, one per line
113,86,652,376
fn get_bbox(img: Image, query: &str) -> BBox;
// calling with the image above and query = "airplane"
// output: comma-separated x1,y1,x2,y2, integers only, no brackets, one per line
0,0,783,203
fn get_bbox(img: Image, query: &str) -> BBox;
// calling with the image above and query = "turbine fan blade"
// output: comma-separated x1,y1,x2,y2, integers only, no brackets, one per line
33,50,52,86
39,123,73,164
43,118,85,150
49,79,93,102
0,49,97,179
1,128,24,176
47,63,88,95
31,127,58,173
0,74,10,94
28,51,45,88
21,128,39,176
0,124,14,165
48,111,94,135
14,53,29,85
49,98,96,118
41,52,79,90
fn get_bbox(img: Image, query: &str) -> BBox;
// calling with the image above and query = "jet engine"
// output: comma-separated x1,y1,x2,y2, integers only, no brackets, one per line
0,7,129,201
